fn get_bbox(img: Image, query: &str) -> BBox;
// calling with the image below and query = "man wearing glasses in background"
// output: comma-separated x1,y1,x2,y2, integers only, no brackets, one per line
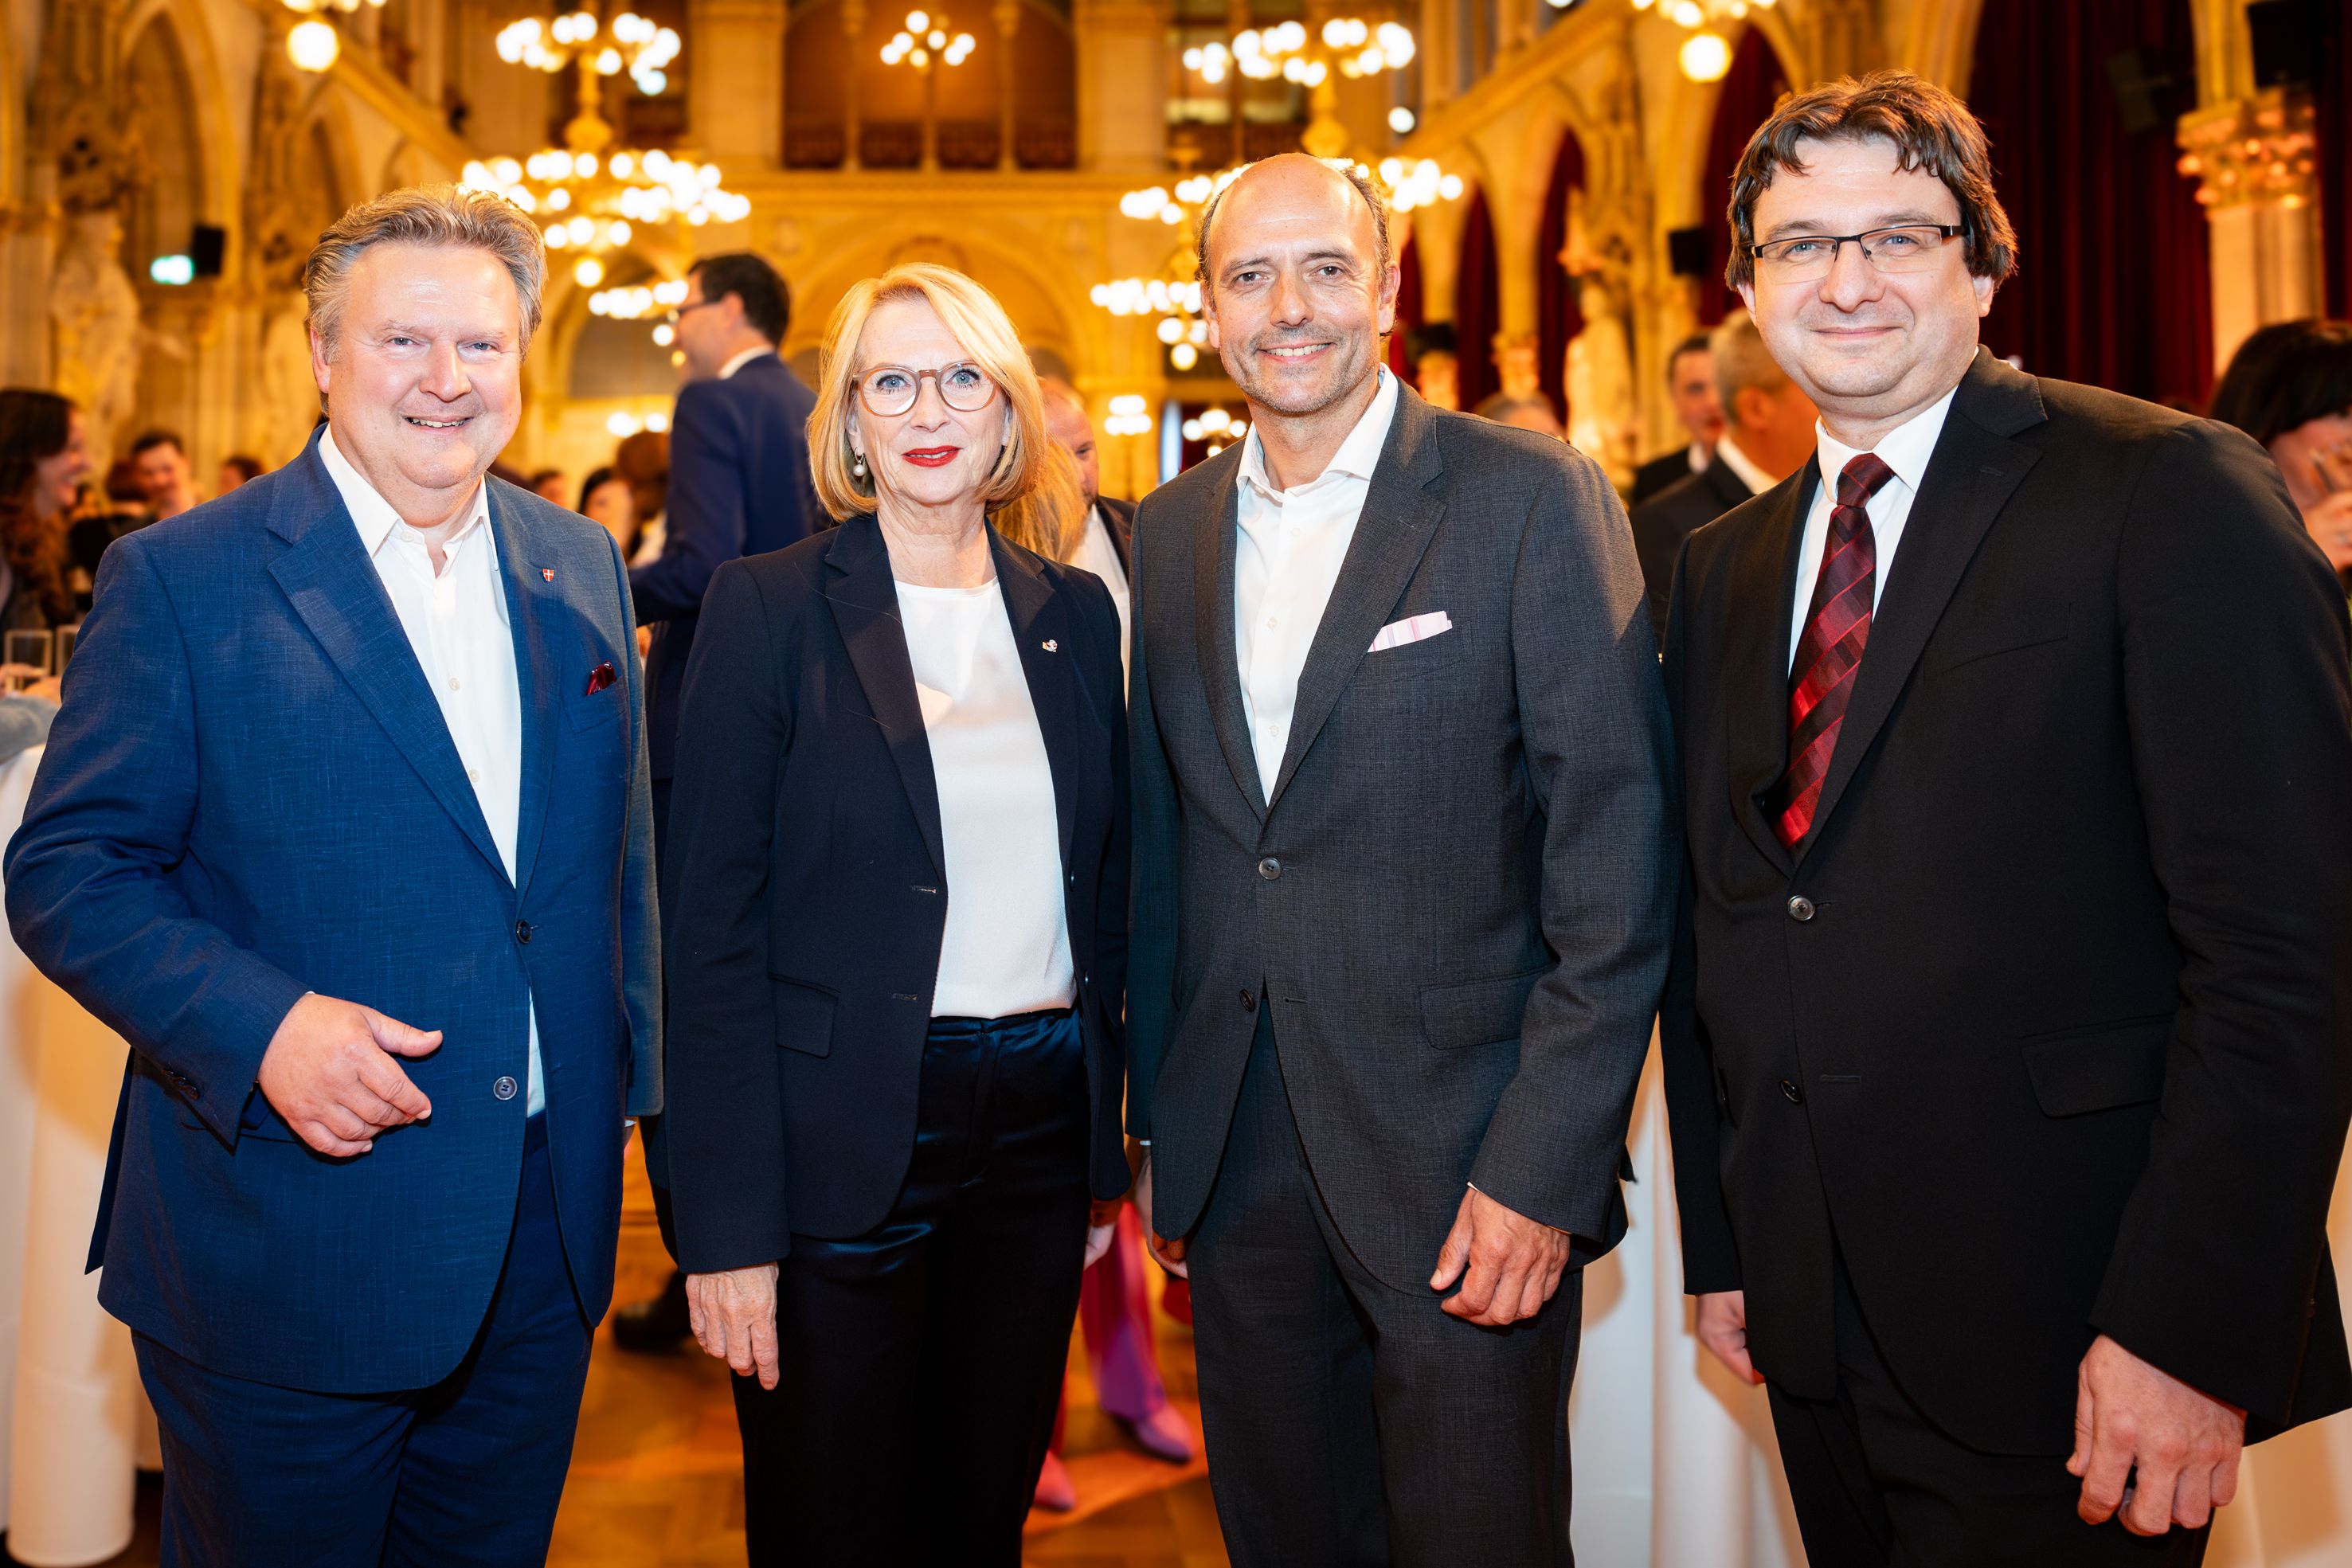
614,250,823,1351
1661,72,2352,1565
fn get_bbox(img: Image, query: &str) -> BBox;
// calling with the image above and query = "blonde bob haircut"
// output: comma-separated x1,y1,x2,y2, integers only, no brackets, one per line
809,262,1079,562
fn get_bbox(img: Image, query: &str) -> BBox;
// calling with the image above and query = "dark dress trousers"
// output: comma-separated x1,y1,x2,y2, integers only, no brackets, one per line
1128,384,1676,1564
3,440,660,1564
1630,444,1696,506
657,516,1129,1564
1661,350,2352,1563
1629,456,1752,645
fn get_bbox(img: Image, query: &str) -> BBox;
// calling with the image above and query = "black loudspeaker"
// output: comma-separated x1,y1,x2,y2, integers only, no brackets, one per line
1666,226,1711,278
2248,0,2320,88
2103,49,2178,135
189,224,227,278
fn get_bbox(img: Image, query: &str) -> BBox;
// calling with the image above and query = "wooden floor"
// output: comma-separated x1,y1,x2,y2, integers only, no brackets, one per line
5,1132,1227,1568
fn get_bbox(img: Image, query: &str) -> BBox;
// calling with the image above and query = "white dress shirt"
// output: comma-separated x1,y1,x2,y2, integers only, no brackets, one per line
1787,387,1959,671
1234,366,1401,800
321,431,544,1115
1712,431,1777,498
895,576,1076,1019
717,345,775,381
1068,503,1132,678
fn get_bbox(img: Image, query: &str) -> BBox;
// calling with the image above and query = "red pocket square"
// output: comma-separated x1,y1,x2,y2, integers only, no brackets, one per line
585,662,617,696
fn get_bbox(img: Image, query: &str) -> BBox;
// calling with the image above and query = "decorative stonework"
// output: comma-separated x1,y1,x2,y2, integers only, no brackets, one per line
2176,88,2317,211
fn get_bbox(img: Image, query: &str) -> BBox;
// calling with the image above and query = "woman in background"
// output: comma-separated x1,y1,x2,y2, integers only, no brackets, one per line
2209,318,2352,590
578,464,642,561
0,392,92,656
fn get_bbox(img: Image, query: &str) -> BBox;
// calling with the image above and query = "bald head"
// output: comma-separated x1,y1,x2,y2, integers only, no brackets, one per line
1037,376,1099,507
1196,154,1391,298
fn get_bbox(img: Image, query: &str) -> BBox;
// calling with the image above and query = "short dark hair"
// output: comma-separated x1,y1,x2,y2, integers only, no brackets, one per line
221,453,264,483
577,464,624,512
129,429,185,460
1665,333,1712,386
1726,71,2018,293
2209,319,2352,448
690,252,790,344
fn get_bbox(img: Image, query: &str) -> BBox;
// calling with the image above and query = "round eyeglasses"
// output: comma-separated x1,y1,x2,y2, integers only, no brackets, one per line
1751,225,1967,283
855,362,998,418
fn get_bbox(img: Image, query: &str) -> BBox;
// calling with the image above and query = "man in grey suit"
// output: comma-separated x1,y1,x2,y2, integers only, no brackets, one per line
1126,154,1676,1565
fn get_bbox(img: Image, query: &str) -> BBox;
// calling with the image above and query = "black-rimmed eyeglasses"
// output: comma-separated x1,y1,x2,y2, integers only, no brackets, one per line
1751,225,1967,283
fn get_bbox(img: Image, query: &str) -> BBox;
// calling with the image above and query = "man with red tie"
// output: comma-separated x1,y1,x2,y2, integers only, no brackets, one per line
1661,73,2352,1566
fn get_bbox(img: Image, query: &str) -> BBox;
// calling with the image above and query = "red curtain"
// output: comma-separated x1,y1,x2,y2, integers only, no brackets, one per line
1455,188,1501,409
2322,4,2352,319
1969,0,2212,406
1698,28,1791,326
1536,131,1587,424
1389,233,1423,385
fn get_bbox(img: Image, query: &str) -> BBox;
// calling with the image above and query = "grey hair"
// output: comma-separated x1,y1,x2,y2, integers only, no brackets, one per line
1195,156,1393,295
1708,314,1789,413
303,184,548,354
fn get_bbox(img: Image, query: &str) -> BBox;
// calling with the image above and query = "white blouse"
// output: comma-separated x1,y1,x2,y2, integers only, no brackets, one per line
894,576,1075,1019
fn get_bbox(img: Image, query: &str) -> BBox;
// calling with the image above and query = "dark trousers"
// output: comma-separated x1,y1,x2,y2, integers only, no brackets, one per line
1187,1005,1582,1568
1767,1255,2209,1567
732,1008,1092,1566
135,1115,592,1568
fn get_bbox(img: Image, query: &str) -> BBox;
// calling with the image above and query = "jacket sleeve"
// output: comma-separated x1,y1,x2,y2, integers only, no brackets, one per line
1655,537,1743,1293
656,559,796,1272
1466,449,1679,1245
2,534,308,1144
1123,499,1178,1141
630,379,746,625
2089,420,2352,1427
608,530,663,1117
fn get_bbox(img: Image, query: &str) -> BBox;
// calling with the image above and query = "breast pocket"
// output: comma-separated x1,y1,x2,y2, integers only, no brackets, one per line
1356,632,1468,687
566,687,624,733
772,975,838,1058
1926,600,2075,675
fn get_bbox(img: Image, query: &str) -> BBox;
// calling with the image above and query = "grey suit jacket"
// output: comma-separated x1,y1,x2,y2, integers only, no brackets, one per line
1126,382,1677,1289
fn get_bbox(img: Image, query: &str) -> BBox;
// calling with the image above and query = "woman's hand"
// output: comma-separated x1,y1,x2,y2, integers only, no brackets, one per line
687,1263,782,1389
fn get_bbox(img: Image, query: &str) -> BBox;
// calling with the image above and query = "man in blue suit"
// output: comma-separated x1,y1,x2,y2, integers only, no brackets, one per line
4,186,659,1566
616,249,819,1350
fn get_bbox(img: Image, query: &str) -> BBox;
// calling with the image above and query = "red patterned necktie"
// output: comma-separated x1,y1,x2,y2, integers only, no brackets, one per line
1777,452,1896,850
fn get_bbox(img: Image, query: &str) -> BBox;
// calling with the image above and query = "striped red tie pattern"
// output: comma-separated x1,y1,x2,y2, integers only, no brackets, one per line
1776,452,1896,850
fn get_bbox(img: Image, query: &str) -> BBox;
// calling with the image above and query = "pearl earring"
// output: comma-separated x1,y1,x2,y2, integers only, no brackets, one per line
851,452,867,480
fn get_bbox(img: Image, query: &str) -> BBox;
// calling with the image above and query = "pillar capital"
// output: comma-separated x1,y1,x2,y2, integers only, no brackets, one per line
2175,87,2317,212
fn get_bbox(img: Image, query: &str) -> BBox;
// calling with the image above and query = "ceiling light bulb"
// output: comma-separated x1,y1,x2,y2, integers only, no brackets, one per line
288,19,340,72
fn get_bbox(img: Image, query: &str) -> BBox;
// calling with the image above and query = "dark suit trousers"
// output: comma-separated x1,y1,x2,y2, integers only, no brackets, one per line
732,1009,1092,1566
1188,1004,1582,1568
135,1115,592,1567
1767,1254,2209,1568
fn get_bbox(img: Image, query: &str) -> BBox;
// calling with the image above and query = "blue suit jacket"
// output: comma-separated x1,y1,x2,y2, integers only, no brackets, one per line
3,437,661,1394
631,353,821,780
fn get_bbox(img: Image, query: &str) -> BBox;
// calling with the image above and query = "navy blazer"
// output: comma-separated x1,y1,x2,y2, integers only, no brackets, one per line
631,353,822,781
653,517,1129,1274
3,437,661,1394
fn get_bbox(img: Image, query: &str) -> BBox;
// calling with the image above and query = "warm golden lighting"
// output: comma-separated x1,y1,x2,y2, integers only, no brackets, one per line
287,18,341,72
1679,30,1732,82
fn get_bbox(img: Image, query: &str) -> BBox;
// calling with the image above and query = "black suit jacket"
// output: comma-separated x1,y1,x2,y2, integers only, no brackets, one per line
632,354,822,781
654,517,1130,1273
1661,350,2352,1453
1096,495,1135,576
1630,446,1696,506
1129,384,1675,1289
1630,458,1753,645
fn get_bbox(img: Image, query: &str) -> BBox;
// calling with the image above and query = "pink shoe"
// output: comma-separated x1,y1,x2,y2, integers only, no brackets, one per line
1032,1449,1078,1512
1120,1404,1196,1464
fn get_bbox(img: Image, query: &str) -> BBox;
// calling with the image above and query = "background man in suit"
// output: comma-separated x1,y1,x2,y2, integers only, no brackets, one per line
1127,152,1674,1565
1661,74,2352,1566
1630,333,1725,503
1042,376,1135,659
4,186,660,1565
1630,315,1816,643
616,249,821,1350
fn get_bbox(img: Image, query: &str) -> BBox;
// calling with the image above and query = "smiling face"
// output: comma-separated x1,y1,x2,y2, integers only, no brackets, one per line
1202,157,1399,422
134,441,194,510
1668,346,1726,449
311,240,525,525
846,295,1007,515
1738,134,1992,440
582,475,636,547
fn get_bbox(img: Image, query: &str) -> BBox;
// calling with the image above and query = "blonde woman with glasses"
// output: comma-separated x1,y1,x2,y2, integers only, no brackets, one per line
654,263,1129,1566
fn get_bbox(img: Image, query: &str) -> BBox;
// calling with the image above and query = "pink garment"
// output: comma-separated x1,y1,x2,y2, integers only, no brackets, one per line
1051,1206,1169,1453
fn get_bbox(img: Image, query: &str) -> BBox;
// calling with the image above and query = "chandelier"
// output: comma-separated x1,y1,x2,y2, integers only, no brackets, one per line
278,0,388,72
1178,16,1419,160
497,9,683,96
1628,0,1778,83
878,8,978,171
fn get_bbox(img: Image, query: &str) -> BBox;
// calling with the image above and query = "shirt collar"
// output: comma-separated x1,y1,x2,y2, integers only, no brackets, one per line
1239,365,1399,500
320,426,491,563
1712,432,1777,496
1814,385,1959,498
718,346,776,381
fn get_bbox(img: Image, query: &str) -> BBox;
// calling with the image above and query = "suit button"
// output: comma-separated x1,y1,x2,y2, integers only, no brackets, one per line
1787,896,1815,922
1780,1078,1802,1104
515,920,533,944
1258,857,1282,881
493,1076,519,1101
1240,990,1258,1012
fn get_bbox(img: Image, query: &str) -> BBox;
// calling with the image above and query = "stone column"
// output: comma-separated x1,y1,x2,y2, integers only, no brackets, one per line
993,0,1021,170
1074,0,1168,174
2177,88,2323,373
689,0,789,166
843,0,867,170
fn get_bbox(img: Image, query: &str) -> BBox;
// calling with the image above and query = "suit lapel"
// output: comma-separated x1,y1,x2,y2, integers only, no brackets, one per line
264,443,507,882
1266,387,1445,811
995,533,1078,872
1190,459,1266,819
824,516,947,878
1799,355,2045,859
491,484,559,899
1724,461,1812,876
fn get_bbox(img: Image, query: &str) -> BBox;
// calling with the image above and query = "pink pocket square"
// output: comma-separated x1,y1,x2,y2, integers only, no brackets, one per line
585,662,617,696
1368,611,1453,653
